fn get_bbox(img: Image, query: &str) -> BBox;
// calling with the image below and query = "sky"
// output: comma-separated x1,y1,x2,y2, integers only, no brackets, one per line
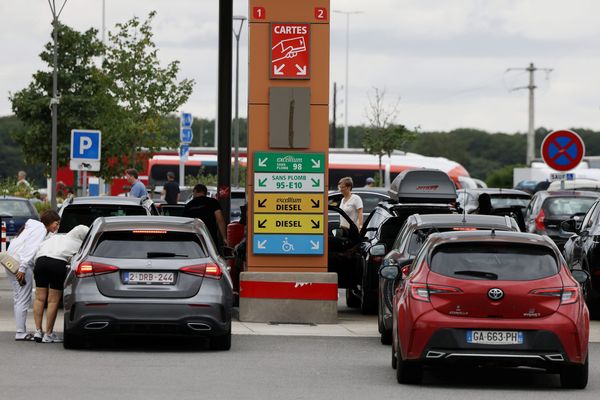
1,0,599,136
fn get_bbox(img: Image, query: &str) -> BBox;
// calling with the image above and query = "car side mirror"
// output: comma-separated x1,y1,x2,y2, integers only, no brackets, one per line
559,219,578,235
222,246,235,259
379,262,399,280
370,243,386,256
571,269,590,285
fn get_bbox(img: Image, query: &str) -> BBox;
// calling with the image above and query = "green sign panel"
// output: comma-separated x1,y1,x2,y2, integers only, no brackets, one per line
254,152,325,173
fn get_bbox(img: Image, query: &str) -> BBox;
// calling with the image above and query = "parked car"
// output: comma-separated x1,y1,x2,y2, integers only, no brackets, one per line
376,213,520,344
382,230,590,388
354,169,458,314
0,196,40,244
524,190,600,249
62,216,234,350
561,197,600,316
457,188,531,215
57,196,159,233
547,179,600,192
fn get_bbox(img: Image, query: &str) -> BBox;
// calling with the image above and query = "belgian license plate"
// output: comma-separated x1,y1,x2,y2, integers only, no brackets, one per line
123,272,175,285
466,330,524,345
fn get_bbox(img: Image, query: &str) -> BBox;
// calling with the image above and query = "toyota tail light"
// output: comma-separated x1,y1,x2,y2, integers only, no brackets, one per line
410,283,462,302
76,261,119,278
529,286,579,304
180,263,223,279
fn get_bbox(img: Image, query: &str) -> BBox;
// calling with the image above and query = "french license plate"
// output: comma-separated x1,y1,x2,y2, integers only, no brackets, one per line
466,330,524,345
123,272,175,285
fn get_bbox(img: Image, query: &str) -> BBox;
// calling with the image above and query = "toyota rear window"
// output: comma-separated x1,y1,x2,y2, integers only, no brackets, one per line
92,231,207,259
430,242,558,281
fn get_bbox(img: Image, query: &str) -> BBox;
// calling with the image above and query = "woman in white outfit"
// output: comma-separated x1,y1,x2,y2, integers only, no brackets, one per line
6,210,60,341
338,177,364,230
33,224,89,343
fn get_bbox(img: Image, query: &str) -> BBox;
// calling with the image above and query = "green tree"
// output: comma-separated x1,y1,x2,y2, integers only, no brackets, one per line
486,164,523,188
10,23,115,178
102,11,195,179
362,88,415,183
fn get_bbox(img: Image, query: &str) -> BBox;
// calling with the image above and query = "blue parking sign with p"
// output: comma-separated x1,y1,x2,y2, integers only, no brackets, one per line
71,130,101,160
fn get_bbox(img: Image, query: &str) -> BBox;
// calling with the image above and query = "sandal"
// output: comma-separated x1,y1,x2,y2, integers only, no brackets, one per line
15,333,35,341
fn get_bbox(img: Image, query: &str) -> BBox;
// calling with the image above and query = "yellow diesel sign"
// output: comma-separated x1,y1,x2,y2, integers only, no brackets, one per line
253,214,324,234
253,193,323,213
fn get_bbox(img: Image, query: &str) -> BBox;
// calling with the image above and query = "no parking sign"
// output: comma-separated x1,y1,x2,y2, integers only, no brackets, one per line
541,130,585,172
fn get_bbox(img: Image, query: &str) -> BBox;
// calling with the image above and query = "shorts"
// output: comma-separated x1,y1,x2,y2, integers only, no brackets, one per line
34,256,68,290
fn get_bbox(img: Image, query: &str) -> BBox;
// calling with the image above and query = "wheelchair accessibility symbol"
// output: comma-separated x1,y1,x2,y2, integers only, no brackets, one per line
282,237,295,252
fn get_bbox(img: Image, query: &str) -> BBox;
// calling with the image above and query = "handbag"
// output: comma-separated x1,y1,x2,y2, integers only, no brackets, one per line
0,252,21,275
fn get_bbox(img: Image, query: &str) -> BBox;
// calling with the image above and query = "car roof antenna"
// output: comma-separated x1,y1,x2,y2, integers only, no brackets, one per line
491,229,496,238
462,201,467,224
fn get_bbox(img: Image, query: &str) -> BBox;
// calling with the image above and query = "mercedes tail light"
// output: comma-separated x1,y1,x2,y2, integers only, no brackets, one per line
76,261,119,278
535,209,546,232
529,286,579,304
180,263,223,279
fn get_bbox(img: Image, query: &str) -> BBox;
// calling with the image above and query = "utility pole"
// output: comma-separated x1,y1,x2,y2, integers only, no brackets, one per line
507,62,553,165
331,82,337,148
48,0,68,209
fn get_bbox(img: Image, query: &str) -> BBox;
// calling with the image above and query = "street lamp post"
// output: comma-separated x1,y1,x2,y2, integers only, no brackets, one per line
333,10,362,149
48,0,68,210
232,15,246,188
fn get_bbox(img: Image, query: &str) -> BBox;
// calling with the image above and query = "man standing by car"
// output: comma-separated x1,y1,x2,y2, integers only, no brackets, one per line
183,184,228,249
161,171,180,204
126,168,147,198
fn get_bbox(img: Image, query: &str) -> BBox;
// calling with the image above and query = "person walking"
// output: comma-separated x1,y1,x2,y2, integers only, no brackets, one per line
5,210,60,341
183,184,228,249
126,168,147,198
338,177,364,230
161,171,180,204
32,225,89,343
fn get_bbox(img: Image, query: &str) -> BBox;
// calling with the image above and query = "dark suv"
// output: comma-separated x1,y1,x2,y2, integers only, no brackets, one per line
524,190,600,249
376,213,520,344
350,169,459,314
58,196,159,233
562,197,600,315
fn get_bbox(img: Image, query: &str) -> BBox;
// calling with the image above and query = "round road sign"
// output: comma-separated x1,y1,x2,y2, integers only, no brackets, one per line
540,129,585,172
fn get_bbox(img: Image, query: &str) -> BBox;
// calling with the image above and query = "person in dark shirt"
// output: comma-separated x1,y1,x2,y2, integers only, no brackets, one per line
183,183,228,249
161,171,180,204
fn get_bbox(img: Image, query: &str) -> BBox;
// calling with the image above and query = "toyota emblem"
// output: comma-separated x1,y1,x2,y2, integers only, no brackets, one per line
487,288,504,301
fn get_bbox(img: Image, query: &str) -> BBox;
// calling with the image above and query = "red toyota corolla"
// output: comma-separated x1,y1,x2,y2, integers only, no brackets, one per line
382,230,590,388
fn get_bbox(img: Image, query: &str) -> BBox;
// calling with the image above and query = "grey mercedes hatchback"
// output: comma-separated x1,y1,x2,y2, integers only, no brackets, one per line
62,216,233,350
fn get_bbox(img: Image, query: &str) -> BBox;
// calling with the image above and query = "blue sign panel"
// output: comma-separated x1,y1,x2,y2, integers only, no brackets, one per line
71,130,101,160
253,234,324,255
179,144,189,159
181,112,193,128
180,127,193,143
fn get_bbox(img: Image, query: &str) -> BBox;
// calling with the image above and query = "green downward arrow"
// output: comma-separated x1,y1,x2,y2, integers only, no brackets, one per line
258,178,267,187
311,178,320,187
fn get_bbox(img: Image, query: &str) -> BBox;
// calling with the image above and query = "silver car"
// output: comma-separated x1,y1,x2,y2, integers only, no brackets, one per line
63,216,233,350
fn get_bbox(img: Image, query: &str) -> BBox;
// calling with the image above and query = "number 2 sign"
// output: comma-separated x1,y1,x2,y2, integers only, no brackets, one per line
315,7,327,20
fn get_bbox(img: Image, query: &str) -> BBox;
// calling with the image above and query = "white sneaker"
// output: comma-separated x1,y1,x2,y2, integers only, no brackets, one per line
42,332,63,343
34,329,43,343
